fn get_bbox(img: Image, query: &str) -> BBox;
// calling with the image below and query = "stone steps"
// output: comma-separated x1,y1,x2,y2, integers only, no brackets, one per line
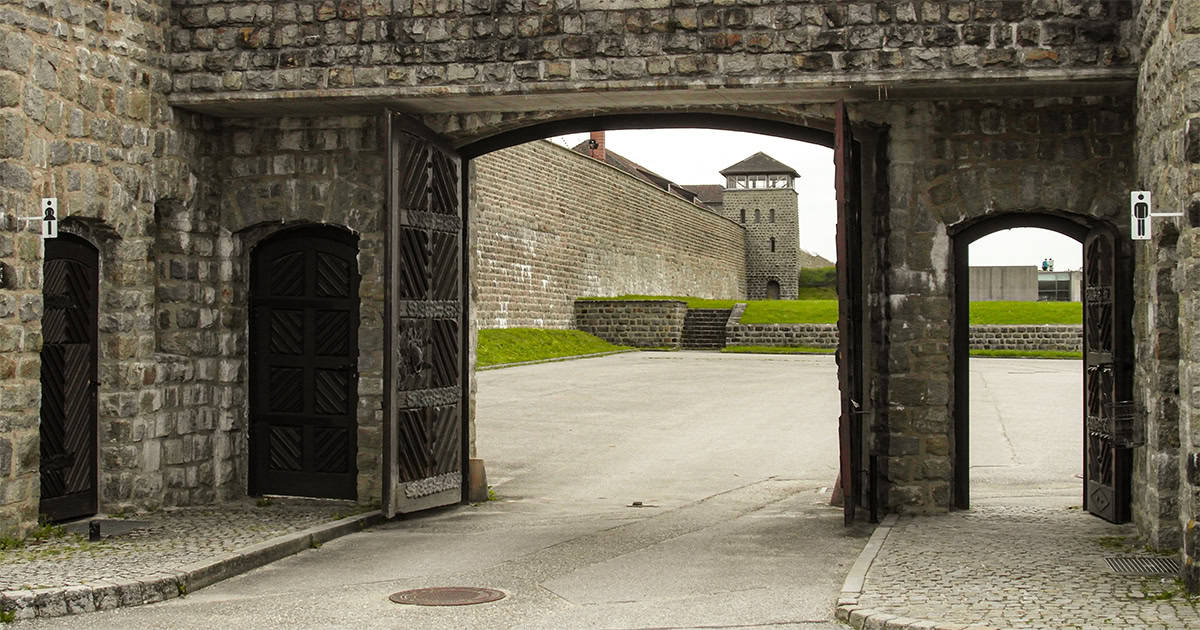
680,308,732,350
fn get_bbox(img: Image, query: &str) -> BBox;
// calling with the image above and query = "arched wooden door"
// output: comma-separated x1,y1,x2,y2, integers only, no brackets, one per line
249,227,360,499
40,234,99,522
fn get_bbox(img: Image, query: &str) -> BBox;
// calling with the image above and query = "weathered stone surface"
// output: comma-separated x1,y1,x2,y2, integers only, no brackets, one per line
574,300,687,349
472,140,744,329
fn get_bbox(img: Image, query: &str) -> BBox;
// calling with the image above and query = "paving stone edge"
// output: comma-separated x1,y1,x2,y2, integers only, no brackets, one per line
834,513,1011,630
0,510,385,621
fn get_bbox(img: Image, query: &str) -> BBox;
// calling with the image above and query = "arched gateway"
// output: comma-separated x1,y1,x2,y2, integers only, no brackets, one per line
6,2,1195,583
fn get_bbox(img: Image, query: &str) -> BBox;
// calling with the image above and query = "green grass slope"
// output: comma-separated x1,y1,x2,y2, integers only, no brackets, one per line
477,328,631,367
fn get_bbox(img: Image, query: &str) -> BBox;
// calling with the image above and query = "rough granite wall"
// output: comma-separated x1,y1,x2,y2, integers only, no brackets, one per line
1133,0,1199,583
165,0,1136,104
471,140,746,329
725,322,1082,352
0,0,213,536
573,300,687,348
722,187,799,299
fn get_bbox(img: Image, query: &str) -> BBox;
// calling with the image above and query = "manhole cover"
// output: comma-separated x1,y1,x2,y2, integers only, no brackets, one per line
388,587,506,606
1105,556,1181,576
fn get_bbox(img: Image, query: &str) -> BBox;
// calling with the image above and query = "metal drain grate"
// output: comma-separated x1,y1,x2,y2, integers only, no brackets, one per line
388,587,506,606
1105,556,1180,576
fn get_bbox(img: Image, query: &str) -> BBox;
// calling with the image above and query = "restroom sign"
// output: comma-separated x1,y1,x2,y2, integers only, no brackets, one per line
1131,191,1150,240
41,198,57,239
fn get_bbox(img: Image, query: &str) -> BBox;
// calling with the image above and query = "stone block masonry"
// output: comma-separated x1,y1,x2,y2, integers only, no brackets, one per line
472,140,745,329
574,300,686,349
1133,0,1200,582
166,0,1136,108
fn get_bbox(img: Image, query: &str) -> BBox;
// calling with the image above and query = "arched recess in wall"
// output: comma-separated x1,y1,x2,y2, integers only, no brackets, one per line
948,210,1133,523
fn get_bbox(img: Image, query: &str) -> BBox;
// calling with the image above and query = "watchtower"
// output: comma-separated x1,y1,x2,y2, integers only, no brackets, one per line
719,153,801,300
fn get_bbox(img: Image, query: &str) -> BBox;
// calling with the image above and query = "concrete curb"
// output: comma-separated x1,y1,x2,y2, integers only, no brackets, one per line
835,513,1006,630
0,510,384,621
477,348,638,370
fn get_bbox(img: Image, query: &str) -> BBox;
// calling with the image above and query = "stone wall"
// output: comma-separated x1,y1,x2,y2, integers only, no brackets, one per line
725,322,839,348
969,324,1082,351
726,321,1081,352
166,0,1137,107
471,139,746,329
0,0,209,536
573,300,686,349
1133,0,1199,582
722,188,799,300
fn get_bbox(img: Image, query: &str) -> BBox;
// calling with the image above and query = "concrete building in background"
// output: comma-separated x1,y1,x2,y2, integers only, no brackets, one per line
969,266,1082,302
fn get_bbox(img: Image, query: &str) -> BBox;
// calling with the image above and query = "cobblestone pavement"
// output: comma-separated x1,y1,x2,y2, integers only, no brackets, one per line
851,497,1200,630
0,499,362,592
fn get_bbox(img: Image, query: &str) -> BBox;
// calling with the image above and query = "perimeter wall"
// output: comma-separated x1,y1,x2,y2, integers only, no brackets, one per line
471,140,747,329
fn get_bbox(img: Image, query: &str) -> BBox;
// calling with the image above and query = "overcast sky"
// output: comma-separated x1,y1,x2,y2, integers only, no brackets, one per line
550,128,1082,271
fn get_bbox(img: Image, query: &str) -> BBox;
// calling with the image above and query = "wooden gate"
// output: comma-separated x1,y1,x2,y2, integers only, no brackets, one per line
1083,226,1133,523
383,113,465,516
835,101,867,524
249,226,360,499
40,234,99,522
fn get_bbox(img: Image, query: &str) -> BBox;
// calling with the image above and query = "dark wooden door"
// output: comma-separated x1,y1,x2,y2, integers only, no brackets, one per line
1083,226,1132,523
835,101,866,525
40,234,99,522
250,227,360,499
384,113,464,516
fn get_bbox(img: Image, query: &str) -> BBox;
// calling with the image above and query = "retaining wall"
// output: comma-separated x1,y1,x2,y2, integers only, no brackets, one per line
573,300,686,349
726,317,1081,352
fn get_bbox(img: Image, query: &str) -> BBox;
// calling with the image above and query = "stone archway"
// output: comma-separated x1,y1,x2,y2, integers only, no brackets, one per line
949,211,1133,522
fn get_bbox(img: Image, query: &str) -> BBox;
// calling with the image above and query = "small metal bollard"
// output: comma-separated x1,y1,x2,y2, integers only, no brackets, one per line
88,520,101,542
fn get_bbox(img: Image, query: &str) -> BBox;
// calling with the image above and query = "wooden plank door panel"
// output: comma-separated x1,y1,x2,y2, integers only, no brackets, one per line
384,113,466,516
250,227,360,499
39,236,99,522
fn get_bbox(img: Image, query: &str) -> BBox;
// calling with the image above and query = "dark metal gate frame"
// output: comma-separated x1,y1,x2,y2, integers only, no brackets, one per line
950,215,1133,522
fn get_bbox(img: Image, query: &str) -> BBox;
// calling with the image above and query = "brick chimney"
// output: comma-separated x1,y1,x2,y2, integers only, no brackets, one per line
589,131,606,161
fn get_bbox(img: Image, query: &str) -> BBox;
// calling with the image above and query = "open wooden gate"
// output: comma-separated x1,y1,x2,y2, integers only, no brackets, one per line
40,234,99,522
835,102,867,525
383,113,465,516
1082,226,1133,523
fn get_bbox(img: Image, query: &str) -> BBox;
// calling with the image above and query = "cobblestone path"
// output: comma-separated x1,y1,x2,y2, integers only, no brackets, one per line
0,500,356,591
856,501,1200,630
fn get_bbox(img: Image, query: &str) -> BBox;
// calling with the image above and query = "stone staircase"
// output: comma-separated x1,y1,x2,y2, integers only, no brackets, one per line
680,308,732,350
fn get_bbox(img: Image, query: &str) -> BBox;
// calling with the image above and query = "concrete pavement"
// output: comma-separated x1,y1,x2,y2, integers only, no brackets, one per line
15,352,870,629
14,353,1172,630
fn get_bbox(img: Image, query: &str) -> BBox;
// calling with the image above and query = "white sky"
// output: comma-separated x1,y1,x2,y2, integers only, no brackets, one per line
549,128,1082,270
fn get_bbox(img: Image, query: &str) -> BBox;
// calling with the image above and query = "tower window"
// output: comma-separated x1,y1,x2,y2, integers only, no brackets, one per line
770,237,776,252
739,209,745,223
769,209,775,223
754,209,761,223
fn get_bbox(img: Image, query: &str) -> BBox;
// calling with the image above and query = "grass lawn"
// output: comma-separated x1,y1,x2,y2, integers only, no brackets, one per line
722,345,835,355
741,299,838,324
969,301,1082,325
577,295,740,309
477,328,631,367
